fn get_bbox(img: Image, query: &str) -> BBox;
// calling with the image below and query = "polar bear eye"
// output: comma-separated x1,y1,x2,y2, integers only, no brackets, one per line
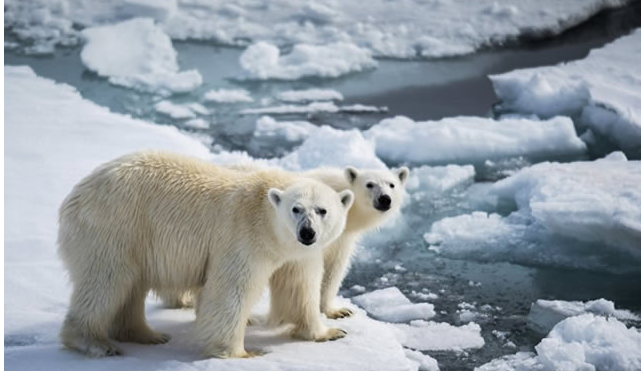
317,208,327,216
366,182,374,189
292,207,300,214
390,183,395,189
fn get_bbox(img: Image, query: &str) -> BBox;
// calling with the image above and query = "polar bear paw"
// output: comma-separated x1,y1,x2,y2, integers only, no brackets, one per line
325,307,354,319
315,328,347,342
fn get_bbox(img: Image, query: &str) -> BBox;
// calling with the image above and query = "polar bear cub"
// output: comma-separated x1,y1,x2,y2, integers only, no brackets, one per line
268,166,409,324
58,151,353,358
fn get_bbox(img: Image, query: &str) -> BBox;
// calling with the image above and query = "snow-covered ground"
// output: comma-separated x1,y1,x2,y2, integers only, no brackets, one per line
5,0,632,58
491,29,641,158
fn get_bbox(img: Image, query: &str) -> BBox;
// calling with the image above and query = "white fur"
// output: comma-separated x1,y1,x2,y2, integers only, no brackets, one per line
57,151,353,358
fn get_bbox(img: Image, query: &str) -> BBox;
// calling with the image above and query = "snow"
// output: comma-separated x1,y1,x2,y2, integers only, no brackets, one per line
5,65,420,371
204,88,254,103
278,89,344,103
491,29,641,157
239,42,377,80
6,0,632,59
352,287,436,323
80,18,202,95
425,153,641,271
528,298,640,334
393,320,485,351
183,118,210,130
477,314,641,371
364,116,586,165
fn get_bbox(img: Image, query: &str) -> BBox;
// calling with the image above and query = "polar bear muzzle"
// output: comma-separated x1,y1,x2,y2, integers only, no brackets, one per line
374,194,392,211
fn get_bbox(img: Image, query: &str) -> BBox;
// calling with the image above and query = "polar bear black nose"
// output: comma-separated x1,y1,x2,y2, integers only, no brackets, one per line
299,226,316,245
375,195,391,211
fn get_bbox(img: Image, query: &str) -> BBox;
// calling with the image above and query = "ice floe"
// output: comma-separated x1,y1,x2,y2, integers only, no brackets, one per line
394,320,485,351
239,41,377,80
491,29,641,157
365,115,586,165
277,89,344,103
204,88,254,103
241,102,385,115
352,287,436,323
425,152,641,272
80,18,202,95
528,298,640,334
477,314,641,371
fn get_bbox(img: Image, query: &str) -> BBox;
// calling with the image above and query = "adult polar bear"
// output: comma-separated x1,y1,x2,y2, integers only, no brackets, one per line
58,151,354,358
160,165,409,322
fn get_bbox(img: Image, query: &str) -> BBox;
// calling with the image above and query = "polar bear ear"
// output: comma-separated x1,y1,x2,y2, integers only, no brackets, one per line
344,166,358,184
268,188,284,208
339,189,354,209
395,166,410,184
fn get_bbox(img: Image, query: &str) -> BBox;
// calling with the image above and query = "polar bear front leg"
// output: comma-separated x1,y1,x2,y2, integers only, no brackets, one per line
269,255,346,342
196,262,269,358
320,236,357,319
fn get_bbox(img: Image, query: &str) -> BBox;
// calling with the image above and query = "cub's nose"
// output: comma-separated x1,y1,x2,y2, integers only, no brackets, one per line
298,226,316,245
375,194,391,211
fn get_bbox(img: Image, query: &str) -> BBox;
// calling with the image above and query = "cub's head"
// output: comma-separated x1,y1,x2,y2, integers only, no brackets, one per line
268,180,354,248
344,166,409,217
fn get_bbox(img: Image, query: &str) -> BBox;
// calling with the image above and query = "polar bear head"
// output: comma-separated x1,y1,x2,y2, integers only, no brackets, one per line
268,180,354,249
343,166,409,227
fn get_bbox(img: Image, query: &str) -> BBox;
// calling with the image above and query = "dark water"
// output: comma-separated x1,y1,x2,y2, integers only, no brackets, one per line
5,3,641,371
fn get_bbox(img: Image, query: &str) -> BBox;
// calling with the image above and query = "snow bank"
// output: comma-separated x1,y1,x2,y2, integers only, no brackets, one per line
80,18,202,95
425,153,641,271
5,65,420,371
204,88,254,103
365,116,586,165
528,298,640,334
491,30,641,157
278,89,344,103
239,42,377,80
394,320,485,351
7,0,631,59
352,288,436,323
477,314,641,371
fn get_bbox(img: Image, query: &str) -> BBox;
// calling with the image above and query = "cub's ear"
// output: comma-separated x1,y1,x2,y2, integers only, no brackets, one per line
267,188,284,208
395,166,410,184
344,166,358,184
339,189,354,210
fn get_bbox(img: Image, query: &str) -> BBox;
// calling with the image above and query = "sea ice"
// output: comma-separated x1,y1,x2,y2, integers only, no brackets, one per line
80,18,202,95
352,287,436,323
239,41,377,80
242,102,385,115
364,115,586,165
7,0,632,59
253,116,317,142
528,298,640,334
394,320,485,351
477,314,641,371
426,153,641,271
491,30,641,157
404,349,440,371
277,89,344,103
204,88,254,103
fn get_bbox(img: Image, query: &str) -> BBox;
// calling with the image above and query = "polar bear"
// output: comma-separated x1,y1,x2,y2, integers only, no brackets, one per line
268,166,409,324
158,166,409,323
57,151,354,358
